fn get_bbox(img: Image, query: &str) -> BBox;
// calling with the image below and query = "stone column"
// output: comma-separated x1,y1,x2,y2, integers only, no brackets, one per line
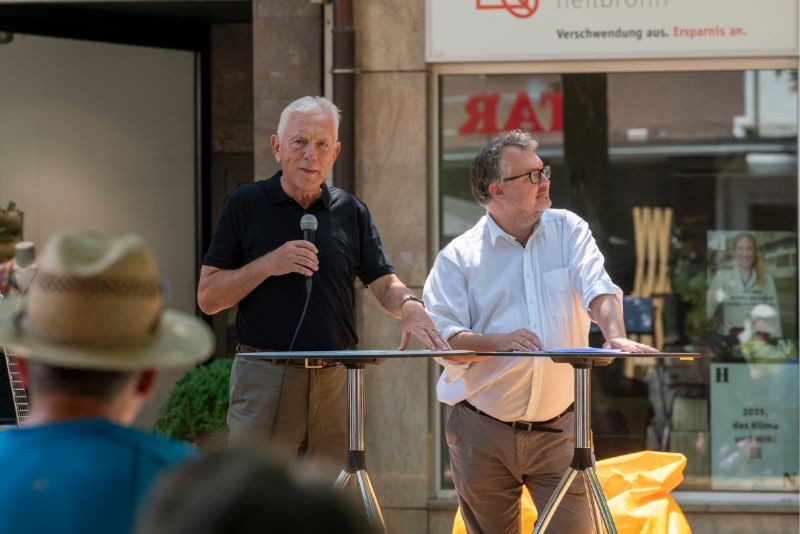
252,0,322,180
211,23,254,157
353,1,433,532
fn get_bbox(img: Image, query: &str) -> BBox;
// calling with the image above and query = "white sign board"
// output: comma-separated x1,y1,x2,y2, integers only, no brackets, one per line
710,363,799,491
426,0,799,62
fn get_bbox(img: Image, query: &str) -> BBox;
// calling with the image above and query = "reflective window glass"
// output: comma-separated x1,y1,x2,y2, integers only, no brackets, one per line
437,69,798,492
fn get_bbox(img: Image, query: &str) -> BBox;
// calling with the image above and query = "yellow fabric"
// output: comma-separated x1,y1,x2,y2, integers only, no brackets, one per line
452,451,691,534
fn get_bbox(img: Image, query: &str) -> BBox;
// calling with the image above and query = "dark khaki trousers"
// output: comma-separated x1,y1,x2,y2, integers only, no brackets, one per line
446,402,593,534
227,356,348,467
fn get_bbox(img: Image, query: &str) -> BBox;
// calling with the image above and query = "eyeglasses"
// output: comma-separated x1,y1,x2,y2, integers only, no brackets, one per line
501,165,551,185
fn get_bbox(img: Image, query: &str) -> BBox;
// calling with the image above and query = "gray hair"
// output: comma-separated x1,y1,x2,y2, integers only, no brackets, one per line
277,96,341,140
470,130,539,205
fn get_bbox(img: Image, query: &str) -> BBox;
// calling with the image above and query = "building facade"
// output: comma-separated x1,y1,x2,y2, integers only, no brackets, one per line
0,0,797,532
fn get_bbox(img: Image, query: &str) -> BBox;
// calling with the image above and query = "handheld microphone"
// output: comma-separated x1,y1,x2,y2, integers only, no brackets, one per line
299,214,318,294
289,214,318,351
300,213,318,245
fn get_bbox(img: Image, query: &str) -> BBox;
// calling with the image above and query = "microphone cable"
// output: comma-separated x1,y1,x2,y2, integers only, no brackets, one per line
288,278,311,351
289,213,318,351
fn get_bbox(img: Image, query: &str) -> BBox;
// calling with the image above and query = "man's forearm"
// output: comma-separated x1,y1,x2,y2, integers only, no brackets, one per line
591,294,659,353
589,293,626,342
449,331,499,352
371,274,414,318
445,332,495,362
197,259,274,315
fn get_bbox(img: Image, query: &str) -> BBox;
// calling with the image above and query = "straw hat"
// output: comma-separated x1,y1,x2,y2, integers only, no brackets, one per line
0,229,213,370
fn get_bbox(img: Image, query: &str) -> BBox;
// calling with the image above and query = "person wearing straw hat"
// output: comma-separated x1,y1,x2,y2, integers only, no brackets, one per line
198,96,449,464
0,228,214,534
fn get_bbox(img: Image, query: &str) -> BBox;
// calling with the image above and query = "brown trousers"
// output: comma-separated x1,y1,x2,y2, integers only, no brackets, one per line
446,402,593,534
227,356,348,468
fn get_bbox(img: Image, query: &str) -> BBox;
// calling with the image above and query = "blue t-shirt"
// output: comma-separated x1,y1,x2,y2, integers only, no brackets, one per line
0,418,194,534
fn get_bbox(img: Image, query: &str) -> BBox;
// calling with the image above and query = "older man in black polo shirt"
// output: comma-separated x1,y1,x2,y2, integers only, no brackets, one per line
198,96,449,464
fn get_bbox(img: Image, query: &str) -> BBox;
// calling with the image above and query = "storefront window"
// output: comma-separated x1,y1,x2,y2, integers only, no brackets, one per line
436,69,798,493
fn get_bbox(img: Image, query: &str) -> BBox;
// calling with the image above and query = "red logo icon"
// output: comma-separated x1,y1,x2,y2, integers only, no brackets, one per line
476,0,539,19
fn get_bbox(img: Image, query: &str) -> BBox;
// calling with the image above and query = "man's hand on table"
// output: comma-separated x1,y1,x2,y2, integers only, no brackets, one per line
494,328,543,352
397,300,451,351
603,337,659,353
443,328,543,362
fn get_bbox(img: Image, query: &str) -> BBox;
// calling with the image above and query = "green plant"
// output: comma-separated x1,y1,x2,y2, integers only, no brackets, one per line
154,358,232,445
672,269,713,342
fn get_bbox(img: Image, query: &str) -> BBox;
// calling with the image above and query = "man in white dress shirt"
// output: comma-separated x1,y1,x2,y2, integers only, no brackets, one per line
423,130,656,533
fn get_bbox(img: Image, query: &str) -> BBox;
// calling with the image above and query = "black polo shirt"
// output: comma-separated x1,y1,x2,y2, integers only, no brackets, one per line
203,171,395,350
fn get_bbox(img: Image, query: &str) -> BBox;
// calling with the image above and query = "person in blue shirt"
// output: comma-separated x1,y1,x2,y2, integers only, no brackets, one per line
0,228,214,534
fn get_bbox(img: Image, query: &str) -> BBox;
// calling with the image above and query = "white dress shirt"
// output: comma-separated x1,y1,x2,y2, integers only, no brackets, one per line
423,208,622,422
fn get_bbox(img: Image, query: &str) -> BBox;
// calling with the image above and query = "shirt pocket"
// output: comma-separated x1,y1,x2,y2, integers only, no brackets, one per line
542,267,573,321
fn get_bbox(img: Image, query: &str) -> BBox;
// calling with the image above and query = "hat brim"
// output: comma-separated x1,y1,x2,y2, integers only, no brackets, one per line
0,296,214,371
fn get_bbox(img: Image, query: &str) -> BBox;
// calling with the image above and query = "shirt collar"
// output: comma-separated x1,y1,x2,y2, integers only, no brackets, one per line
264,170,332,210
484,209,549,246
320,181,332,209
485,211,509,246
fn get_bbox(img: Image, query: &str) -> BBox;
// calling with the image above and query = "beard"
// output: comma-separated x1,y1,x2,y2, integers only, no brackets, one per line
533,191,552,213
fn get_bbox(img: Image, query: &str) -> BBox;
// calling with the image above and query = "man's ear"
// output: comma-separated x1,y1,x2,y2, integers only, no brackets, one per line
487,181,504,201
271,134,281,163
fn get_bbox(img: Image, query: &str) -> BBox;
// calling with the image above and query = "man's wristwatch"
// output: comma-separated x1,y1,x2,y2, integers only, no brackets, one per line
400,295,425,309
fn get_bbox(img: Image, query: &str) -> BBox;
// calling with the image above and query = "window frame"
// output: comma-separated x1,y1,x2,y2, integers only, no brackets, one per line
428,55,800,504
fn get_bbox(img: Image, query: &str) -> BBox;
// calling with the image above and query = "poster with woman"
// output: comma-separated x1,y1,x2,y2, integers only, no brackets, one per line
708,231,798,489
707,230,796,362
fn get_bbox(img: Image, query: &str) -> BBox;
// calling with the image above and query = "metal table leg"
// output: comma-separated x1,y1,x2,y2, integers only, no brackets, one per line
334,364,387,533
533,364,618,534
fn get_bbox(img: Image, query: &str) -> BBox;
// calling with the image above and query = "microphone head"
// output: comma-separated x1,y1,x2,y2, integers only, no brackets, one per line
300,214,318,232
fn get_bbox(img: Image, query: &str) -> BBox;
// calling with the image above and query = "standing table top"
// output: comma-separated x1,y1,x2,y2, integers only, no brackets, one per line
236,349,698,366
